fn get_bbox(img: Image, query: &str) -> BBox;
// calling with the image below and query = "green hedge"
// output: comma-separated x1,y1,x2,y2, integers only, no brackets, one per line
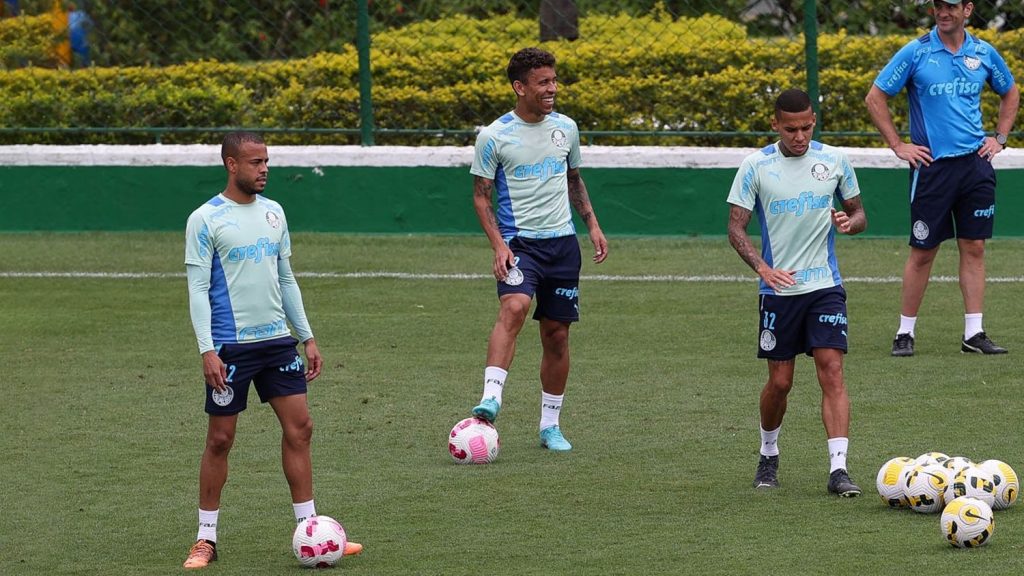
0,13,61,69
1,11,1022,145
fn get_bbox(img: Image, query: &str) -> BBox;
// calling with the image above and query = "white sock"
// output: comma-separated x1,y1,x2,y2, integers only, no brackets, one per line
898,315,916,337
965,313,983,340
828,437,849,473
539,392,563,431
293,499,316,524
482,366,507,404
197,508,219,543
759,425,780,457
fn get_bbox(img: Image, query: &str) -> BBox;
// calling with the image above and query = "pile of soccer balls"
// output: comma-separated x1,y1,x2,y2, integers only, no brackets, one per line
448,416,501,464
875,452,1018,548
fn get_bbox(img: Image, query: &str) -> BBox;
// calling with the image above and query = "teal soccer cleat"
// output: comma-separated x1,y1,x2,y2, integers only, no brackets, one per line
539,426,572,451
472,397,501,423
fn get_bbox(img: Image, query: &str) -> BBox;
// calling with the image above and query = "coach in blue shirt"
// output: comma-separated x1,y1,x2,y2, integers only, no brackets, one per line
865,0,1019,357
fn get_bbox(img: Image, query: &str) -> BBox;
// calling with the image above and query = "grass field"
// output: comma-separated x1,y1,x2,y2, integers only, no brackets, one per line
3,232,1024,575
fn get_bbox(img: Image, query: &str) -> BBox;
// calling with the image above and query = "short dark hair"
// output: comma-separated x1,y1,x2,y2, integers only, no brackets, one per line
506,47,556,85
221,131,265,165
775,89,812,115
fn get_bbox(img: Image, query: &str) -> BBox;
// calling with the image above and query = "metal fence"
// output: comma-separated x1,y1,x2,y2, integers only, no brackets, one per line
2,0,1023,144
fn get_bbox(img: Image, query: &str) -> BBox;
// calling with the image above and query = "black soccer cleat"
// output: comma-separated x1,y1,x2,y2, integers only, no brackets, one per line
827,469,862,497
753,455,779,489
961,332,1008,355
891,333,914,357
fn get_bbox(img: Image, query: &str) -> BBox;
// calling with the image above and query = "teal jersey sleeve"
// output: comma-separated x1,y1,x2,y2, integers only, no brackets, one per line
279,257,314,342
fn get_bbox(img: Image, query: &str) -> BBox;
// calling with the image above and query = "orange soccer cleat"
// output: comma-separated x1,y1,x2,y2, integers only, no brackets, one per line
183,540,218,569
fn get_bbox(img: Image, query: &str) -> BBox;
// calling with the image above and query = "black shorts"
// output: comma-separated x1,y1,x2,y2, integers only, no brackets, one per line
756,286,848,360
908,152,996,249
496,235,582,323
204,336,307,415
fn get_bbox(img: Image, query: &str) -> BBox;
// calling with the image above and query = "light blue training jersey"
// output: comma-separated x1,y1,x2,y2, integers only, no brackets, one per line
471,111,582,240
185,194,293,346
874,27,1015,160
727,141,862,296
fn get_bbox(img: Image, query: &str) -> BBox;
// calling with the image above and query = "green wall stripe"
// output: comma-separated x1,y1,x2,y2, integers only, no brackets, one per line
2,165,1021,236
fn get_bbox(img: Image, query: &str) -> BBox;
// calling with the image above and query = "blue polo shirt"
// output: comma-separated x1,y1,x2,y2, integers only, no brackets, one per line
873,27,1015,160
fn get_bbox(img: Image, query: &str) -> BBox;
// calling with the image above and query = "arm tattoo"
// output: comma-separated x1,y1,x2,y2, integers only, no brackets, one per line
727,206,764,272
567,170,594,224
474,175,501,233
840,195,866,235
473,175,493,199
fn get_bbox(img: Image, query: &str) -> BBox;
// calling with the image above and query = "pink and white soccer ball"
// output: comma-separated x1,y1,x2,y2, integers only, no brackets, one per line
449,417,500,464
292,515,348,568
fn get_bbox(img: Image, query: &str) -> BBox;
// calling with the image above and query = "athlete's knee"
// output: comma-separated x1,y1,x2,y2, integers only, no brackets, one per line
815,351,844,378
205,428,236,456
764,377,793,396
817,365,846,397
958,239,986,260
540,323,569,354
284,415,314,447
497,297,531,326
908,247,938,267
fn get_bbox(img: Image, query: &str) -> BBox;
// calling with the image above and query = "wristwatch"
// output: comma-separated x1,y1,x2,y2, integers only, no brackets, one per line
995,132,1008,148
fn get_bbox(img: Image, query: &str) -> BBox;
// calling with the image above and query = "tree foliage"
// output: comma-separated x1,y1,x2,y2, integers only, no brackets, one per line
7,1,1024,67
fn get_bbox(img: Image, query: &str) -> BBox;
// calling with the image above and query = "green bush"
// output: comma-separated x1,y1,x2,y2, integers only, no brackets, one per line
0,13,61,69
1,11,1022,145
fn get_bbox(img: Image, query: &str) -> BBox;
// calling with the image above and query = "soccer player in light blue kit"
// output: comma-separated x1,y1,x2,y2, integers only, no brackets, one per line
469,48,608,452
727,89,868,496
866,0,1019,357
182,132,361,569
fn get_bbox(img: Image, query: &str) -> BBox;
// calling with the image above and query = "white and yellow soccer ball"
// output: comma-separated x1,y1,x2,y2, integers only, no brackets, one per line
902,463,950,513
942,456,975,476
915,451,950,467
292,515,348,568
977,459,1019,510
941,496,994,548
448,417,500,464
876,457,916,508
944,465,996,508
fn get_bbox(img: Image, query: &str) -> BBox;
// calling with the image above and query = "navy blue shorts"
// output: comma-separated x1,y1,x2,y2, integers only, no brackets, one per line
908,152,996,249
756,286,848,360
497,235,582,323
205,336,307,415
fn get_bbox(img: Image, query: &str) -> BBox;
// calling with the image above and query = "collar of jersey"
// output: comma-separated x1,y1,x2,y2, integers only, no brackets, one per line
928,26,978,56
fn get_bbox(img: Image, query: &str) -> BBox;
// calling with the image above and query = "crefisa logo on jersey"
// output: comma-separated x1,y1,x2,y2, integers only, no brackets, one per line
810,163,830,181
212,385,235,407
550,129,567,148
759,330,776,352
913,220,930,241
964,56,981,71
266,211,281,228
